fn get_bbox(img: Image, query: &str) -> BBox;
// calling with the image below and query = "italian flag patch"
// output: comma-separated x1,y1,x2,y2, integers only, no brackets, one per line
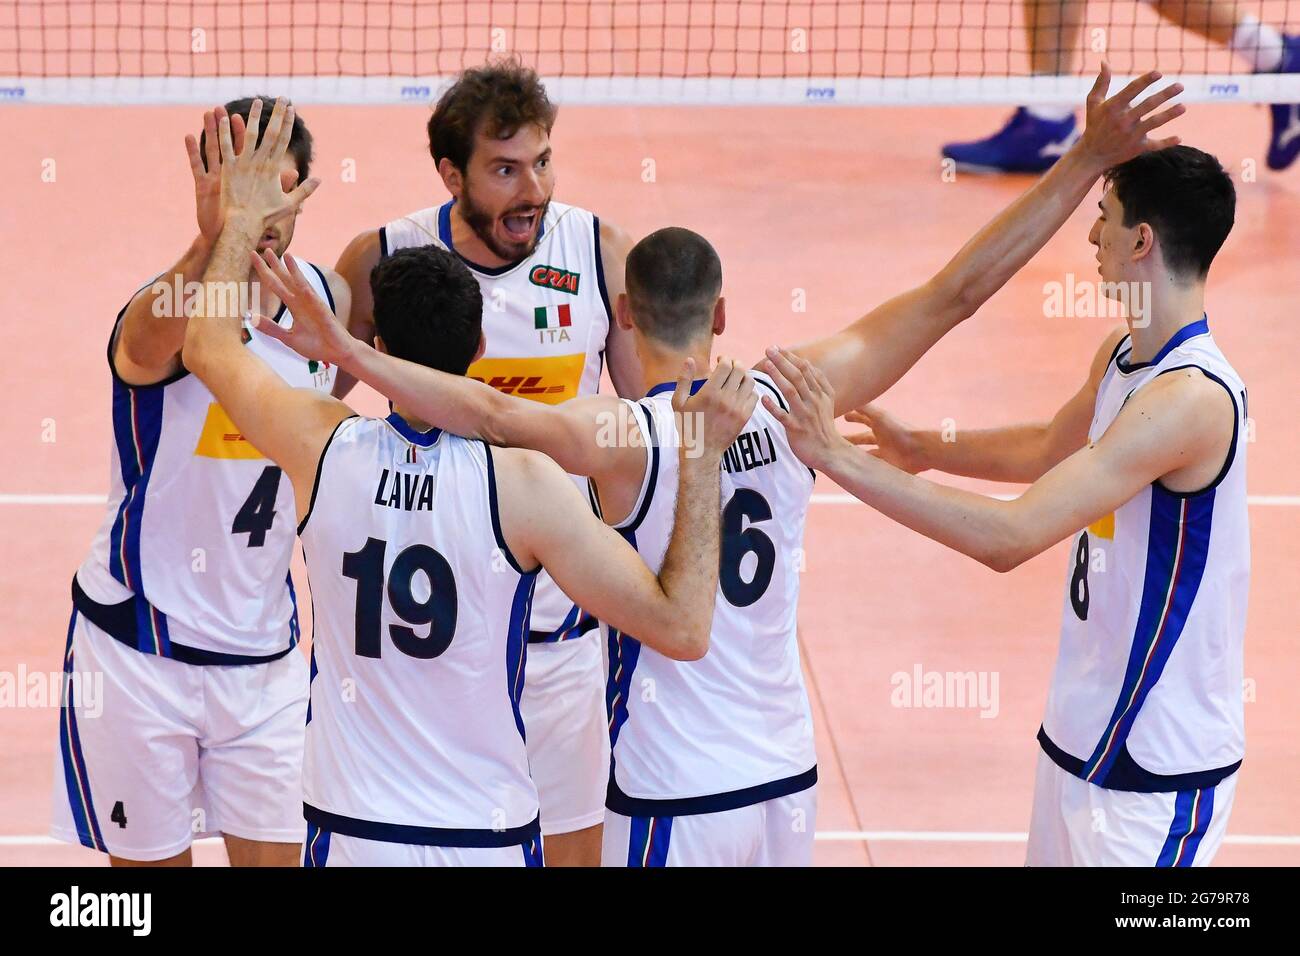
534,304,572,330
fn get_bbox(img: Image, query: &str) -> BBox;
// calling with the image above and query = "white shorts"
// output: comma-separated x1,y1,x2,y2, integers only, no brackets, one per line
301,822,544,867
602,786,817,867
1026,749,1238,866
520,634,609,836
50,609,308,861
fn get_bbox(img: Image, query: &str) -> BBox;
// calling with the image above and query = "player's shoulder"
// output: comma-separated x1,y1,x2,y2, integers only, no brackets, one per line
1089,326,1131,383
1120,365,1235,445
749,369,790,412
489,444,567,484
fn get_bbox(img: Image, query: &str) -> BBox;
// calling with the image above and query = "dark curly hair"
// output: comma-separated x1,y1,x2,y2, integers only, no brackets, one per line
1104,146,1235,279
370,246,484,375
427,58,557,171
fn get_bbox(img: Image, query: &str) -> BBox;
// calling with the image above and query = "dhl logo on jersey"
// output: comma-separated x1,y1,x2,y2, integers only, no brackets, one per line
1088,512,1115,540
467,354,585,406
193,403,266,459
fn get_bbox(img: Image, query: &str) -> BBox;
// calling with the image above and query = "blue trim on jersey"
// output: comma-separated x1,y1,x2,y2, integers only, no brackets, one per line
302,803,542,848
1155,366,1241,498
482,442,534,575
1083,487,1215,785
1116,316,1209,373
605,527,644,754
1036,726,1239,792
436,199,543,276
529,602,578,644
592,214,614,324
305,261,336,314
385,412,442,447
286,572,301,649
645,378,707,398
306,644,318,725
303,822,332,867
437,200,453,246
1156,787,1215,866
528,613,598,644
378,225,389,258
59,610,108,853
622,401,660,533
71,575,295,666
506,572,538,741
522,835,544,867
607,765,818,818
107,382,172,656
626,815,673,867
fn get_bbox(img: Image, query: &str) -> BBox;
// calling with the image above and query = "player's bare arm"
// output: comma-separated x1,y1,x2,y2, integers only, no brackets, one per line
599,219,644,398
251,248,649,519
497,359,757,660
771,66,1184,418
763,346,1232,573
180,98,347,516
847,326,1128,481
330,227,384,398
113,107,248,385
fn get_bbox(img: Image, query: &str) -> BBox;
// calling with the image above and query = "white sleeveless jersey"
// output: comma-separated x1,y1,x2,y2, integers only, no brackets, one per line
604,372,818,816
299,414,540,845
73,263,339,664
381,199,611,640
1040,318,1249,792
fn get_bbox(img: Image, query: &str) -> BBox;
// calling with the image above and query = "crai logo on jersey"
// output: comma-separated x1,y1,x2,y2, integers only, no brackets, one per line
468,354,585,405
193,403,266,459
529,264,581,295
534,303,574,344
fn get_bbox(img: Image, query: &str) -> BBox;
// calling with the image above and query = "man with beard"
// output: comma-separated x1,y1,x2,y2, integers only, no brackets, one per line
332,59,636,866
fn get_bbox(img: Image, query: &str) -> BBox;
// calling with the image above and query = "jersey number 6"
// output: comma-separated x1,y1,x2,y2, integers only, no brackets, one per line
342,537,458,659
720,489,776,607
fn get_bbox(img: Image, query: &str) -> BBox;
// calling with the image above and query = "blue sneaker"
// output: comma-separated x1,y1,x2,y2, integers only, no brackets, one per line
1266,34,1300,170
942,107,1079,174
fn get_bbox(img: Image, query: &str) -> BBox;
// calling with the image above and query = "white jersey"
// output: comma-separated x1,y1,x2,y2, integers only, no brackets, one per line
381,199,611,641
73,264,339,664
604,372,818,816
1040,318,1249,792
299,414,540,846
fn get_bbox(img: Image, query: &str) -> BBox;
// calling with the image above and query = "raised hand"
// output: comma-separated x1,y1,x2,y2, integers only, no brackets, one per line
249,249,351,364
1078,64,1185,169
674,357,758,460
184,106,246,242
844,404,928,474
216,97,319,229
759,346,852,472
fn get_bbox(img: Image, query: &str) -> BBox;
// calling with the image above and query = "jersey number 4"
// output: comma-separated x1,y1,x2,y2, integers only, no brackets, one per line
342,537,458,659
232,465,281,548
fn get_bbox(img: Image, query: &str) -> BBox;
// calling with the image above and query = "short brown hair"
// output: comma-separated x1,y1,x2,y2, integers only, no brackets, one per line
427,58,557,171
626,228,723,348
